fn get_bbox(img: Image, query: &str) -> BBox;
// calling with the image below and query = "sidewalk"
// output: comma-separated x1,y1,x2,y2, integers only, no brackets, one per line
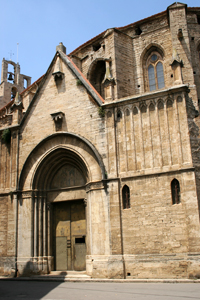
1,270,200,283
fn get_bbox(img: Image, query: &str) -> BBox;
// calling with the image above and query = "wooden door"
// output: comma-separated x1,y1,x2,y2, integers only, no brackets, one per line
53,200,86,271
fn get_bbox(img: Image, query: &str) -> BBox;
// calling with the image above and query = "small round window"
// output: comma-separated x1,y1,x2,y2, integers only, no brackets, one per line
151,54,157,62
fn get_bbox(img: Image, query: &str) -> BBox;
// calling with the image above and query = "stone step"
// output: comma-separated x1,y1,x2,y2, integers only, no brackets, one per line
45,270,91,278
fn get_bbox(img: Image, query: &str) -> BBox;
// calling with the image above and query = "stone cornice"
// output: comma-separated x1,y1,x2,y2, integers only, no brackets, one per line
102,84,189,108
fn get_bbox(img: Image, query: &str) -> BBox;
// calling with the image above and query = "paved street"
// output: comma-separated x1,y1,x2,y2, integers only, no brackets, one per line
0,281,200,300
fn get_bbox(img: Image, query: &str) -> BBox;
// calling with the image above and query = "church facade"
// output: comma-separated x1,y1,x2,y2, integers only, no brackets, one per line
0,2,200,278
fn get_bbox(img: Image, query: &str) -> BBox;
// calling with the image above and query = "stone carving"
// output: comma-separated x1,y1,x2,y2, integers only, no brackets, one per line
51,112,65,131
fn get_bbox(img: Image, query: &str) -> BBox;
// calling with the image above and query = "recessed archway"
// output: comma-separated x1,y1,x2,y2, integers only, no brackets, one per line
87,59,106,98
17,132,105,273
32,147,89,272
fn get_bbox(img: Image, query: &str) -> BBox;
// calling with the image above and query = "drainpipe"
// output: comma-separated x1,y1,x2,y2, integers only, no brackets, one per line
14,192,18,277
14,129,20,277
113,107,126,279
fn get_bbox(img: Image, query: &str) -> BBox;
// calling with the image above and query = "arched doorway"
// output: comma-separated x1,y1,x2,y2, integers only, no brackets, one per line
17,133,105,275
32,148,89,272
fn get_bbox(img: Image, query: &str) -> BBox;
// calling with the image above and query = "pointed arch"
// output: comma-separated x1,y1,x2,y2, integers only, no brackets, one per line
125,108,130,117
87,58,106,98
157,100,164,110
117,109,122,121
133,106,138,115
18,132,106,190
167,98,173,108
141,44,165,92
149,102,155,111
140,104,147,113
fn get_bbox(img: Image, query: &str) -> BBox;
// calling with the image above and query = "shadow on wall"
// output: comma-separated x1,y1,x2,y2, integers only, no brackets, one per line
18,258,68,279
18,260,54,278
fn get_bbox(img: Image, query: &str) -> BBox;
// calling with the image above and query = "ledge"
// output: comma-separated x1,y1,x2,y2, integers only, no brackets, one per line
103,84,190,107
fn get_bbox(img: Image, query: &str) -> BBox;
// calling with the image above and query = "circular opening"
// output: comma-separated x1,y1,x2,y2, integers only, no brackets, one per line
151,54,157,62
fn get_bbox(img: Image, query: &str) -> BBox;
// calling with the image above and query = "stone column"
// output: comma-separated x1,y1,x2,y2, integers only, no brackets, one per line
13,193,18,277
38,194,43,272
47,202,52,273
43,195,47,273
33,193,38,272
17,191,33,275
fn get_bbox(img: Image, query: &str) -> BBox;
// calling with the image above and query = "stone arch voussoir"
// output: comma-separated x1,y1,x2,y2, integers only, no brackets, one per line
18,132,105,191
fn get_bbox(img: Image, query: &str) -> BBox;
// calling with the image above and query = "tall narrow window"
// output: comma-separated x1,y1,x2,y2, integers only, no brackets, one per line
122,185,130,209
171,179,180,205
144,49,165,92
148,65,156,91
156,62,165,89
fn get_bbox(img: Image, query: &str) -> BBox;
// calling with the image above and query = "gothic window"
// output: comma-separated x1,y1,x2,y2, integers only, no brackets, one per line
146,51,165,91
171,179,180,205
122,185,130,209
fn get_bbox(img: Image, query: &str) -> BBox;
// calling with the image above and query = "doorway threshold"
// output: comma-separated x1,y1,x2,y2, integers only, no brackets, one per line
48,271,90,279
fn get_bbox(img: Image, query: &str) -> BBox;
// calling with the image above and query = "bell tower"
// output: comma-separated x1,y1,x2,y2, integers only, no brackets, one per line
0,58,31,109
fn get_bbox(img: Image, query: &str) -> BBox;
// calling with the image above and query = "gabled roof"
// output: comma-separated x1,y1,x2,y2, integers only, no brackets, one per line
168,2,187,9
20,50,104,127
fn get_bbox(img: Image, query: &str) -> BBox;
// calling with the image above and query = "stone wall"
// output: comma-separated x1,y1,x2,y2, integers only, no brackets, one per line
0,194,16,275
0,131,18,190
105,86,193,178
187,11,200,105
18,57,107,179
0,2,200,279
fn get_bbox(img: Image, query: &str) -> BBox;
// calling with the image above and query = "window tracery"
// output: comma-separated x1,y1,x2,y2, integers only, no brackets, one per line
145,50,165,92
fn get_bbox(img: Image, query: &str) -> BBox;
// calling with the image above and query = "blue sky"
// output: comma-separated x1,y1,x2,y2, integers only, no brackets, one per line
1,0,200,83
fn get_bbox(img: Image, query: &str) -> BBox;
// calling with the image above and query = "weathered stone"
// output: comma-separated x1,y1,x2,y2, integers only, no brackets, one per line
0,2,200,279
